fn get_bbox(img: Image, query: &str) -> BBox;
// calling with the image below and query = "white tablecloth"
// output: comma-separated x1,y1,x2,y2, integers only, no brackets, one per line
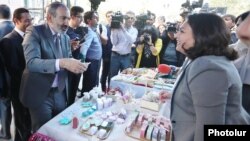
37,97,171,141
110,80,158,99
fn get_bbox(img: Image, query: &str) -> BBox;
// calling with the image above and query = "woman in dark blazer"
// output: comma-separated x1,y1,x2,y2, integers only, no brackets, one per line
169,13,250,141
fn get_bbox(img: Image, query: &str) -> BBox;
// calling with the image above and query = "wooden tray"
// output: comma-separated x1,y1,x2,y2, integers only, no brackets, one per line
124,125,171,141
79,121,114,140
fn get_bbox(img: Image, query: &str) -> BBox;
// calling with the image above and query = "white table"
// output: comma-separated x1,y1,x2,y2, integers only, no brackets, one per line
37,97,171,141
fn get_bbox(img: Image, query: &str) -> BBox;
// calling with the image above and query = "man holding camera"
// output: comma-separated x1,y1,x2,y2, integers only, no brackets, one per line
110,11,138,79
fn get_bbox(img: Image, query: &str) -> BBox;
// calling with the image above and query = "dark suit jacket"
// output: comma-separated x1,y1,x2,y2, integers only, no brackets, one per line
0,53,9,98
20,24,72,108
0,21,14,39
0,30,25,100
0,21,13,98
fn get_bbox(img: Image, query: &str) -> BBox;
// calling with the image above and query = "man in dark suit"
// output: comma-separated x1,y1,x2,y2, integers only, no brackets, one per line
0,4,14,140
0,8,33,141
19,2,88,132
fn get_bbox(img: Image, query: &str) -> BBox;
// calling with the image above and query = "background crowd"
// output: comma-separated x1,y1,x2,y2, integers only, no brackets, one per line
0,1,250,141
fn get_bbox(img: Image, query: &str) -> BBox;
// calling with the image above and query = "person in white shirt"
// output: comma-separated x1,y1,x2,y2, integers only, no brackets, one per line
110,11,138,79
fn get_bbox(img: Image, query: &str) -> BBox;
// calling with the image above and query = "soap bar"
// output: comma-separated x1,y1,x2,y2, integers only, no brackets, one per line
146,124,154,140
140,123,148,139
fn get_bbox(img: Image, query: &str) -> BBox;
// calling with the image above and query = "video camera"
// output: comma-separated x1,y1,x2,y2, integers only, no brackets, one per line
74,26,88,44
111,11,123,29
143,34,150,44
166,22,177,33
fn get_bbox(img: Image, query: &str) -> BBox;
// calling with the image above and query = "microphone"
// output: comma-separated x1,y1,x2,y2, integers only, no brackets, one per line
158,64,171,74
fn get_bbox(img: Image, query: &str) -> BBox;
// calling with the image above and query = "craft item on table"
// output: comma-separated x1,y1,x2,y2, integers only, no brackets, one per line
95,111,102,116
81,101,93,108
140,91,162,111
100,113,108,120
122,90,134,104
124,111,172,141
163,119,171,129
159,127,166,141
101,121,108,128
125,120,134,133
146,124,154,140
140,122,149,139
155,117,161,126
93,118,103,127
97,129,107,138
136,113,145,127
96,99,104,110
103,98,110,108
72,117,79,129
81,122,91,131
121,68,133,74
88,126,98,135
82,92,91,101
152,126,160,141
142,91,160,103
106,122,114,130
107,97,113,106
116,117,125,124
59,117,71,125
158,64,171,74
108,115,117,122
107,87,123,96
79,118,114,140
106,111,113,117
82,106,97,118
89,87,104,100
118,108,127,119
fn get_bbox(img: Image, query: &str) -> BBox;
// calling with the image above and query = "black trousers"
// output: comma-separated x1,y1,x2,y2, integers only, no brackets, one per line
0,98,11,138
68,73,81,106
11,89,31,141
100,58,111,92
81,58,101,93
242,84,250,115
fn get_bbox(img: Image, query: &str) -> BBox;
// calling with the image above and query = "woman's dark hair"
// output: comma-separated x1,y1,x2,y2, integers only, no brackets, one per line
184,13,238,60
235,11,250,26
141,25,158,45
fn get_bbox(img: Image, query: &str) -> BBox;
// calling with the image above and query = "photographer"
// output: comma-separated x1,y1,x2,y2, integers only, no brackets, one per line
110,11,138,79
159,24,185,67
135,25,162,68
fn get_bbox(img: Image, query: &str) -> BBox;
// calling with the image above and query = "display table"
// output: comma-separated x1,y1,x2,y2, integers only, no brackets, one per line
37,97,171,141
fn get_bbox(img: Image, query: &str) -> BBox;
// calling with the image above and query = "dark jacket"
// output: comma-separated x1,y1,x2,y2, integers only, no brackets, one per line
0,52,10,98
160,31,185,67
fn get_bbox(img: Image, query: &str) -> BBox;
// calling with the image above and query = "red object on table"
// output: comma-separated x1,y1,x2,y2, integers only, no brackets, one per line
158,64,171,74
72,117,79,129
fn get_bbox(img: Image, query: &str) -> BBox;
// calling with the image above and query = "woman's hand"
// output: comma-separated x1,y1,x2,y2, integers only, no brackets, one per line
150,44,157,54
159,91,172,102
